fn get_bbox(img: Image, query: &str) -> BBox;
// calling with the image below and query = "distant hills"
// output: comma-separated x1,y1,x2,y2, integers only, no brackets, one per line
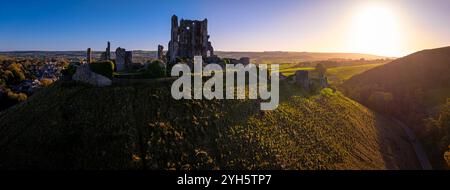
0,80,419,169
0,51,389,64
215,51,389,63
343,46,450,168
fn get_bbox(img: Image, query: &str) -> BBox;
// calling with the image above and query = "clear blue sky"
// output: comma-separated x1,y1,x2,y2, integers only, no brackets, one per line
1,0,449,56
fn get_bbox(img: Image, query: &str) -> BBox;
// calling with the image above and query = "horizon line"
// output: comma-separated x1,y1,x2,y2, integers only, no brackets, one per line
0,49,395,58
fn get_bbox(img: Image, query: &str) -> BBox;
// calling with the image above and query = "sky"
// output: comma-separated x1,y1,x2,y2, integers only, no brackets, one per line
0,0,449,57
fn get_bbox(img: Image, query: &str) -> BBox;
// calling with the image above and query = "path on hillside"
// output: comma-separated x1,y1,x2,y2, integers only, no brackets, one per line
392,118,432,170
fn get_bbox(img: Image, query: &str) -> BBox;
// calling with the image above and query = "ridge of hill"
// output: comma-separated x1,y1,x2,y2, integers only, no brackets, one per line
343,46,450,168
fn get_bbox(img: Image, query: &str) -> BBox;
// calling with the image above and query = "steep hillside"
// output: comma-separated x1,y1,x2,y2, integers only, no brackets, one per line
343,46,450,168
0,80,419,169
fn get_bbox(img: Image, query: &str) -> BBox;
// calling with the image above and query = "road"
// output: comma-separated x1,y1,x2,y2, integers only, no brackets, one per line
392,118,433,170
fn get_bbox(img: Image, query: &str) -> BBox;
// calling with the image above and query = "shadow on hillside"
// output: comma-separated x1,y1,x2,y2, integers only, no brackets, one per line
0,78,324,169
373,112,421,169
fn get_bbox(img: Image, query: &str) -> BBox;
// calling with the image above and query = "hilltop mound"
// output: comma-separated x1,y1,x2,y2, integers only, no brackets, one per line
0,81,419,169
343,46,450,168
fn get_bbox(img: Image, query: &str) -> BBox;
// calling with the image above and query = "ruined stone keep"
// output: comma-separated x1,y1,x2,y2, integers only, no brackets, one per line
86,48,92,64
295,70,310,90
115,47,132,71
157,45,164,60
100,41,111,61
167,15,215,63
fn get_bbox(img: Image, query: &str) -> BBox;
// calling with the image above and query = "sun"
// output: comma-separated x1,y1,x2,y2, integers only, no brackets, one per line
348,3,402,57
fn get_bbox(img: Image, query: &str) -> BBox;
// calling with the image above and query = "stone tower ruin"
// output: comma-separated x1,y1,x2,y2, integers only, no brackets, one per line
86,48,92,64
167,15,214,63
295,70,310,90
115,47,132,71
157,45,164,60
100,41,111,61
106,41,111,60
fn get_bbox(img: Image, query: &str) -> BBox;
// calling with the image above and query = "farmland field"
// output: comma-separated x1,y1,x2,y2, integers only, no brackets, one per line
279,63,385,85
326,63,385,85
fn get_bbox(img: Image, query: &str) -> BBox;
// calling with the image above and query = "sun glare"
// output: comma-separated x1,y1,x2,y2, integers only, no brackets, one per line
349,3,402,57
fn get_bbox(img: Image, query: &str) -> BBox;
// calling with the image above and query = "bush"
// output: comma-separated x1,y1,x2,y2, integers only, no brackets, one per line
143,60,166,79
5,63,25,85
5,88,27,102
445,146,450,168
67,64,78,75
40,78,53,87
62,63,78,78
368,91,394,113
89,61,115,78
423,101,450,168
315,63,327,76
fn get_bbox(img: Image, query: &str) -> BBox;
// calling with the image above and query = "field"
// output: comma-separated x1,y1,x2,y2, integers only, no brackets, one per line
277,64,315,76
326,63,385,85
279,63,385,85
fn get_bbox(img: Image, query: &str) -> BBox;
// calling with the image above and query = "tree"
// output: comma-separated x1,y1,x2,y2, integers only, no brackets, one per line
315,63,327,77
40,78,53,87
143,60,166,79
5,88,27,103
89,61,115,78
423,101,450,168
59,58,70,68
445,146,450,168
6,63,25,85
368,91,394,114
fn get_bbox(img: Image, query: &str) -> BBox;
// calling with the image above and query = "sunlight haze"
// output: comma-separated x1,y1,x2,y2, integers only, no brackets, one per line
1,0,449,57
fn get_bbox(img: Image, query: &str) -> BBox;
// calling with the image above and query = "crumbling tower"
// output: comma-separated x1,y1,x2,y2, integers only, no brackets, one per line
106,41,111,60
101,41,111,61
157,45,164,60
115,47,133,71
86,48,92,64
168,15,179,63
167,15,214,63
295,70,310,90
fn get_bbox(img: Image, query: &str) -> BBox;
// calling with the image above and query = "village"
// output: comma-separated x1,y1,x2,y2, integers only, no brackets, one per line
13,61,63,94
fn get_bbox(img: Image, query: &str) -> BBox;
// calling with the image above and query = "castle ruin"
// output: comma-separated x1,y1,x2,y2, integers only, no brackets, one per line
295,70,310,90
86,48,92,64
100,41,111,61
157,45,165,60
115,47,133,71
167,15,215,63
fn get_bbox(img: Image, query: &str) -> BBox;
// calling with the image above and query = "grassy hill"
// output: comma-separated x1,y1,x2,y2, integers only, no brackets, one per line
0,80,419,169
342,46,450,168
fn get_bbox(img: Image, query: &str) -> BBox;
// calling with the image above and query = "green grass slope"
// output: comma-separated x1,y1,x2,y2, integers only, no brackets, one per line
326,63,385,85
0,80,419,169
